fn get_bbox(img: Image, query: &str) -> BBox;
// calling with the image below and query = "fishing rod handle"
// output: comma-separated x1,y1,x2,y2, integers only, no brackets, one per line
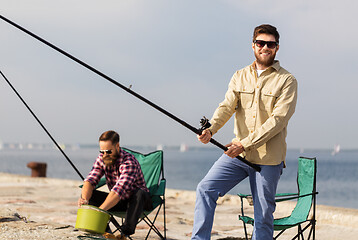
209,138,261,172
199,117,261,172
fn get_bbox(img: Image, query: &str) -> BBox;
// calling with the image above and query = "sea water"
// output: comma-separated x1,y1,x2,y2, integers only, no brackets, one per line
0,146,357,209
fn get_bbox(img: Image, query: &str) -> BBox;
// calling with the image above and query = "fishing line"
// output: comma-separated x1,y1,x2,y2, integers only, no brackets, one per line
0,14,260,172
0,70,85,180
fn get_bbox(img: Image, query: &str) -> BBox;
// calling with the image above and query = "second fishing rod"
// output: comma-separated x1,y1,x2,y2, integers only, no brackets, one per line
0,14,261,172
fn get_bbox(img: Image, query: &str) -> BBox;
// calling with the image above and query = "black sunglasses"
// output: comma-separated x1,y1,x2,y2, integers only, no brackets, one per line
254,40,278,49
99,149,112,155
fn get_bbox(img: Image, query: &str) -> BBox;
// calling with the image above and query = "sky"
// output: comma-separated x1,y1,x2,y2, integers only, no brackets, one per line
1,0,357,150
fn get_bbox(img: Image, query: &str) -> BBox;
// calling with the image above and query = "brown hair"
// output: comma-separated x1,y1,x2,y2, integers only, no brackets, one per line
253,24,280,44
99,130,120,144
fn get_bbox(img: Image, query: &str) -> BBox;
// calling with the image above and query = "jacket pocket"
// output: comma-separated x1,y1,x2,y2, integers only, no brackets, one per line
238,87,254,109
259,89,280,111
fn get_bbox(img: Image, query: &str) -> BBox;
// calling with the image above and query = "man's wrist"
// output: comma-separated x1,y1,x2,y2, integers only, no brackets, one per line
80,195,89,204
208,129,212,136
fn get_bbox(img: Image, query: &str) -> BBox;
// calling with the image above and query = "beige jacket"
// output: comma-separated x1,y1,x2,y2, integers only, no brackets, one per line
209,61,298,166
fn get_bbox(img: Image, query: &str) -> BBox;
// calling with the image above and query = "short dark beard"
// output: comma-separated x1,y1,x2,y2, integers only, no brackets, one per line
254,51,276,68
103,152,119,167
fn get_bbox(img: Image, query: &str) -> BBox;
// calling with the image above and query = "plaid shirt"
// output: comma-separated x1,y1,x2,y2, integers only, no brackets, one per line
85,148,148,201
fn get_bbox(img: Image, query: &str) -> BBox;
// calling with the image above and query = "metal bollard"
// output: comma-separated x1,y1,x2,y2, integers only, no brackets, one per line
27,162,47,177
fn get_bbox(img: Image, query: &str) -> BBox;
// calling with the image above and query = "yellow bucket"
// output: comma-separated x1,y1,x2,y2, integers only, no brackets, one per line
75,205,111,234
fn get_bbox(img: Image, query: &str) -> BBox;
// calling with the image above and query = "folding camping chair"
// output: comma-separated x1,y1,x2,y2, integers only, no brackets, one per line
90,148,166,239
238,157,318,240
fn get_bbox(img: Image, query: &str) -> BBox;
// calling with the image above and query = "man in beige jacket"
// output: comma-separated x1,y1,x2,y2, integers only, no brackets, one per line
191,24,298,240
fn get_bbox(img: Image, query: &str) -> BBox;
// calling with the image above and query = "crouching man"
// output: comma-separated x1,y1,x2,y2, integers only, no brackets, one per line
78,130,152,238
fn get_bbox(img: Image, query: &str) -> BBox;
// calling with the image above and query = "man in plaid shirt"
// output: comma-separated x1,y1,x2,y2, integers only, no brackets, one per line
78,130,152,237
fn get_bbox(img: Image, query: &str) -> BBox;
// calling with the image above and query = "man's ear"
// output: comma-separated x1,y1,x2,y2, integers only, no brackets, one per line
116,142,120,150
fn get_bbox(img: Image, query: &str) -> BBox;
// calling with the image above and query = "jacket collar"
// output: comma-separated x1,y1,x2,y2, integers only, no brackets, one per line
250,60,281,72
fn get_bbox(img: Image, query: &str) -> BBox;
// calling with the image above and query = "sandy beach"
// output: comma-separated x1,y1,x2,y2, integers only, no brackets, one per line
1,172,357,240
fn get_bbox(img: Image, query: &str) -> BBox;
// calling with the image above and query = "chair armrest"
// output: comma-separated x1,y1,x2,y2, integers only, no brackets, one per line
275,192,299,202
239,192,299,199
95,178,107,189
239,192,316,203
238,193,253,206
238,193,252,198
275,192,318,202
275,192,297,197
78,178,106,189
239,192,299,204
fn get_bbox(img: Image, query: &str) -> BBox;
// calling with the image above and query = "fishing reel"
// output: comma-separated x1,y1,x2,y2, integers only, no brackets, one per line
199,116,211,134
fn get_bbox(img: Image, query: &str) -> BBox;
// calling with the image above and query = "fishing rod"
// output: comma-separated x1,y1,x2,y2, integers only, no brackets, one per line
0,70,85,180
0,14,261,172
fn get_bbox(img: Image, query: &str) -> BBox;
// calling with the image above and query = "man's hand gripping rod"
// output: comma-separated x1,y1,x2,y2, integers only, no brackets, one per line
199,117,261,172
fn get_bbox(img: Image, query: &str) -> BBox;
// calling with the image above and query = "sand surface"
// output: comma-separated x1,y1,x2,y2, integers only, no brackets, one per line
1,173,357,239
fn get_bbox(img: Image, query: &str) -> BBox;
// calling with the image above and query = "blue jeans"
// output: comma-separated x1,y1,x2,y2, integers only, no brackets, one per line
191,154,283,240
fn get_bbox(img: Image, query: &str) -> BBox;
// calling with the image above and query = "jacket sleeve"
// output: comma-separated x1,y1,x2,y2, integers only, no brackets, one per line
209,73,239,135
84,155,104,187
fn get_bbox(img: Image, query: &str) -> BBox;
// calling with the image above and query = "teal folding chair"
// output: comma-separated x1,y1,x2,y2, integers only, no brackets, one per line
91,148,166,239
238,157,318,240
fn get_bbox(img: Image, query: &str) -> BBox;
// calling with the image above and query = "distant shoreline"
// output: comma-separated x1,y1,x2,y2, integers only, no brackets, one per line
1,143,358,151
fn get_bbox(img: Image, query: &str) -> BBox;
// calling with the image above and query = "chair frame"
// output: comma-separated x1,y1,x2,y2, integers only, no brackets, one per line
238,157,318,240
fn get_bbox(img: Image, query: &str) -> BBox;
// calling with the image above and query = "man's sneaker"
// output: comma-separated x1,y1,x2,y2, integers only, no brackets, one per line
102,232,116,239
115,234,128,240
